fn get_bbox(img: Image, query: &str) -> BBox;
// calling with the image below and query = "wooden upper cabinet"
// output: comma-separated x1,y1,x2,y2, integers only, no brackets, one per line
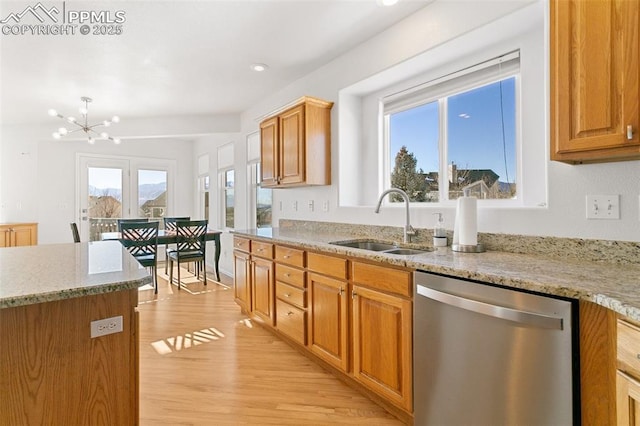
260,96,333,187
260,116,278,187
551,0,640,163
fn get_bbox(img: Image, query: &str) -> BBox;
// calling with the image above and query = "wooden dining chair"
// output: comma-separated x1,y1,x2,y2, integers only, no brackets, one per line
70,222,80,243
168,220,208,290
119,221,159,294
163,216,190,274
117,218,150,232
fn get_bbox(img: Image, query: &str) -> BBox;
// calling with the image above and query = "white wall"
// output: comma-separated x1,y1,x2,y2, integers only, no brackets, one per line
232,0,640,243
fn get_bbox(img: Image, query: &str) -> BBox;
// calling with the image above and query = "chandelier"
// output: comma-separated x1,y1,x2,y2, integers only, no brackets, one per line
49,97,121,144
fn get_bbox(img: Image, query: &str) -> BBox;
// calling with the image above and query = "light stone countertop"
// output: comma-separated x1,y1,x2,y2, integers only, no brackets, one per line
234,227,640,321
0,241,152,309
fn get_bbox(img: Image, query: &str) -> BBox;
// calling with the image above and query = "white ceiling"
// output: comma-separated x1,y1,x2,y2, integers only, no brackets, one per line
0,0,429,126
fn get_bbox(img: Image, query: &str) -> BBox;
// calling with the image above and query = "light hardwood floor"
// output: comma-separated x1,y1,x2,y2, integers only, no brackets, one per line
138,270,404,425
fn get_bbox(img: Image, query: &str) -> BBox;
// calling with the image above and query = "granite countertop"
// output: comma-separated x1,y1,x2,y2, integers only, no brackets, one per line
0,241,152,309
234,227,640,321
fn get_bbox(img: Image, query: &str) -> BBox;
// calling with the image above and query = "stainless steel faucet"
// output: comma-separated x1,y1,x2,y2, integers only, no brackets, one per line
374,188,416,243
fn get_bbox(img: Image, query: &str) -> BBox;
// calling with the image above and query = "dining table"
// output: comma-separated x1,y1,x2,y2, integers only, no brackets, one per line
101,229,222,281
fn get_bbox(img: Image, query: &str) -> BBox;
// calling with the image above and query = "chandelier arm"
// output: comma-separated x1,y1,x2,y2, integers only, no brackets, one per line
86,123,106,131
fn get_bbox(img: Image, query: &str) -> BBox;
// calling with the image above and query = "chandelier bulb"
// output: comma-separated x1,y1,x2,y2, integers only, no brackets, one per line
88,137,95,144
67,116,76,123
52,132,61,139
111,115,120,123
113,138,121,145
103,120,111,127
48,109,58,117
58,127,68,135
100,132,109,139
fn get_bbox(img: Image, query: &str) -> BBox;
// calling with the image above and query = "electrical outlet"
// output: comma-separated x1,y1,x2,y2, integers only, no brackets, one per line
308,200,314,212
586,194,620,219
322,201,329,212
293,201,298,211
91,315,123,338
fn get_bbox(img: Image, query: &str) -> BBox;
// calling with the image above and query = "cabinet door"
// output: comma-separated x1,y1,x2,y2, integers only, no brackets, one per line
279,104,305,186
0,227,9,248
307,272,348,371
251,257,274,325
617,370,640,425
352,284,412,411
551,0,640,162
233,251,251,312
260,116,279,187
11,224,36,247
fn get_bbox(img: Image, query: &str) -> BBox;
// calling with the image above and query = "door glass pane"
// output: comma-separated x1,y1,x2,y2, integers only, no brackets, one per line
138,170,167,219
88,167,122,241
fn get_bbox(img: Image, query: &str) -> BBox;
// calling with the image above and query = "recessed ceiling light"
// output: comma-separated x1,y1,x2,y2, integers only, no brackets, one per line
250,63,268,72
379,0,399,6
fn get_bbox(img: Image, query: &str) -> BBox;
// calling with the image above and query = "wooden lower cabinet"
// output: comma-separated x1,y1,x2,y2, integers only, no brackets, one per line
352,283,412,412
0,222,37,247
307,272,348,371
251,257,274,324
617,370,640,425
233,250,251,312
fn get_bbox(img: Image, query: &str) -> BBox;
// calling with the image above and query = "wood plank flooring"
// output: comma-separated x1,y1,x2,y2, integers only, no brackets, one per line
138,271,404,425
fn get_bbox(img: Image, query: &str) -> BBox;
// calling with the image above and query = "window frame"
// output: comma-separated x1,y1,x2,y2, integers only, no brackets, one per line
220,168,235,230
381,52,522,208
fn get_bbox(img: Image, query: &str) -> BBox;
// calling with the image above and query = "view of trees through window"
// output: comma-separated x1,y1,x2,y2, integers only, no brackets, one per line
388,77,517,203
138,170,167,218
255,163,272,228
224,170,235,229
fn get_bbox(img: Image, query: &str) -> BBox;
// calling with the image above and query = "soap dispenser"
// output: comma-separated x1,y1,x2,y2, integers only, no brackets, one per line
433,213,447,247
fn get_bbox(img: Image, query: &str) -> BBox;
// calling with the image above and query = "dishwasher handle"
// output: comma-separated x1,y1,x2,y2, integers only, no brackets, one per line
416,284,564,330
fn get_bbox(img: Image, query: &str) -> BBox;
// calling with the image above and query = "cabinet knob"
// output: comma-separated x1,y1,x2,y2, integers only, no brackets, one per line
283,255,290,259
287,311,294,316
284,273,291,277
628,125,634,140
284,293,291,298
339,287,344,296
352,290,357,299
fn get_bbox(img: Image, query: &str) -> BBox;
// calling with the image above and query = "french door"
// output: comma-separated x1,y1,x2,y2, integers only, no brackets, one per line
78,156,131,242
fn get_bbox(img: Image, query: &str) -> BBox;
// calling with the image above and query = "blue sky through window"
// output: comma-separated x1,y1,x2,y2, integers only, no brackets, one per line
389,77,516,192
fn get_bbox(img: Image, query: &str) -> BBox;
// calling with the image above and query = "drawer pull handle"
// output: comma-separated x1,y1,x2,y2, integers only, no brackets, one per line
636,354,640,360
285,273,291,277
284,293,291,298
287,311,294,316
283,255,290,259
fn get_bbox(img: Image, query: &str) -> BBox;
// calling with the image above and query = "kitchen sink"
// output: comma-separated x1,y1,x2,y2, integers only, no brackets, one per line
384,248,430,255
329,240,398,251
329,240,431,256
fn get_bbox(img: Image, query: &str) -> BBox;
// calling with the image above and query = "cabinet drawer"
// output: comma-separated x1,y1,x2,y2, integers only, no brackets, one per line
351,261,412,297
275,246,305,267
275,264,305,289
307,252,347,279
233,236,250,253
618,320,640,379
276,299,306,345
276,282,305,308
251,241,274,259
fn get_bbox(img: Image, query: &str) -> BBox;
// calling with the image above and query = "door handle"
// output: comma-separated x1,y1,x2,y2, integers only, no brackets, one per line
416,284,564,330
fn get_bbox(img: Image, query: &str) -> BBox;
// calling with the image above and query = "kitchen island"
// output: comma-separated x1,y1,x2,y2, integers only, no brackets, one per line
0,241,151,425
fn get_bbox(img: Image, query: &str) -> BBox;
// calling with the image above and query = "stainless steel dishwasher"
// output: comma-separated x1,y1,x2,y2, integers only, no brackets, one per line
414,271,579,426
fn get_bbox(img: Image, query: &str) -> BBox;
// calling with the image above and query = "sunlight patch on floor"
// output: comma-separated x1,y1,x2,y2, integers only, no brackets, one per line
151,327,226,355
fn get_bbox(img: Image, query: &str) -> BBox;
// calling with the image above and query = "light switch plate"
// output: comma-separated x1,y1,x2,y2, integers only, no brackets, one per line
91,315,123,338
586,194,620,219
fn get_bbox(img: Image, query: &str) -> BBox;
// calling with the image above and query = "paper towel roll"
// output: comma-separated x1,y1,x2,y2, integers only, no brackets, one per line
454,196,478,246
